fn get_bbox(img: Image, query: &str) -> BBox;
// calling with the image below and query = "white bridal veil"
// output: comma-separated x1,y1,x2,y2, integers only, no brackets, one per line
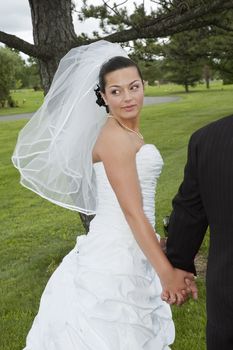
12,40,129,215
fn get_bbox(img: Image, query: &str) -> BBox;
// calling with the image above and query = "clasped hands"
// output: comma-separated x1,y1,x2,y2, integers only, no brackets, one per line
161,268,198,306
159,237,198,306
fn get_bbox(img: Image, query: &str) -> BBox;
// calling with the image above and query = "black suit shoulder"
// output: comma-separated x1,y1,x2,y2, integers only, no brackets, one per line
191,114,233,145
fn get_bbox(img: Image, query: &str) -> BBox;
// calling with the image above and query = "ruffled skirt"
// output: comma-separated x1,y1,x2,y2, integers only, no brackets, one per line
23,230,175,350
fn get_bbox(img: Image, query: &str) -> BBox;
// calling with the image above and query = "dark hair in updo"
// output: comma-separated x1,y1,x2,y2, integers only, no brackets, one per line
94,56,143,113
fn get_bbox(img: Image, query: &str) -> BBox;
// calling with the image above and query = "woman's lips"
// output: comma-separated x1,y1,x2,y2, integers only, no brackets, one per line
122,105,136,111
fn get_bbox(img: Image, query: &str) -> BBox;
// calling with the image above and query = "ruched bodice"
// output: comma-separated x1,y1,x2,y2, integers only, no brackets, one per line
22,143,175,350
89,144,164,235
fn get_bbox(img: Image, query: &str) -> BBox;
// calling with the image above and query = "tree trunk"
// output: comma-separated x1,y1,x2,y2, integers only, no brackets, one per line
185,82,189,92
28,0,77,94
28,0,94,232
203,65,211,89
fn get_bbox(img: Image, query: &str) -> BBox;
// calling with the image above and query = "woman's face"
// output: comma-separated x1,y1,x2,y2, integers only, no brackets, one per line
101,66,144,120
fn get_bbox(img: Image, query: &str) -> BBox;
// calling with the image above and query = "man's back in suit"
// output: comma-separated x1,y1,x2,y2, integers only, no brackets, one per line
166,115,233,349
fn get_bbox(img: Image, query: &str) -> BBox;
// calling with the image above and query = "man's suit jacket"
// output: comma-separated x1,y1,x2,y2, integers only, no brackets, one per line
166,114,233,330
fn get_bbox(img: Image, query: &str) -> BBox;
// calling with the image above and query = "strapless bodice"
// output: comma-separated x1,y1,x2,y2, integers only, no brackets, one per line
89,144,163,234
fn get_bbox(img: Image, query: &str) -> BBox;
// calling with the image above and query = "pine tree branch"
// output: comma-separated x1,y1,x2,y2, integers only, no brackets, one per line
0,31,51,59
97,0,233,42
145,0,233,28
213,22,233,33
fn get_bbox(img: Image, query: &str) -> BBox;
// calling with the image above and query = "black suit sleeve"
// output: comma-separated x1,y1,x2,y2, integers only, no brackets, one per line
166,132,208,275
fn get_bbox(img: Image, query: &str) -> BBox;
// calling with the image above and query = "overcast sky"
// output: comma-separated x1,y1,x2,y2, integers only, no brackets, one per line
0,0,157,58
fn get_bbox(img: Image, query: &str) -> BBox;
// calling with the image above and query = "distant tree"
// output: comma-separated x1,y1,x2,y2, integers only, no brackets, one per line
6,47,26,90
208,17,233,84
0,47,25,106
161,30,209,92
220,61,233,84
202,64,212,89
129,39,164,85
21,57,41,90
137,60,164,85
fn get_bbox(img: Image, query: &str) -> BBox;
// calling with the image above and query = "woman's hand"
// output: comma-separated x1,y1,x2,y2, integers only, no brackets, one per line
160,268,195,306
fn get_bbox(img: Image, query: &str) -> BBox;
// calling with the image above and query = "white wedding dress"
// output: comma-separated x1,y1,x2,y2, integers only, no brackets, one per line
23,144,175,350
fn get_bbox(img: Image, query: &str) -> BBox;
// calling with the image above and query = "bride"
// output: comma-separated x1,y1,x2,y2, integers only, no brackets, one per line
12,40,194,349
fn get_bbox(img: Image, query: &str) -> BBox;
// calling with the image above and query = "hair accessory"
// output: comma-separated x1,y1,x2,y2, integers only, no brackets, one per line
94,85,105,107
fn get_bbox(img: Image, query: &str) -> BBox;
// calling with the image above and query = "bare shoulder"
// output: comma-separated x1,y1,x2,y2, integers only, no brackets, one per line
93,120,137,165
93,120,145,217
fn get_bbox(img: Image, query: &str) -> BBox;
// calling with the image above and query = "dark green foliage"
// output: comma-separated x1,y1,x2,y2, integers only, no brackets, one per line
208,18,233,83
0,47,26,106
21,57,41,90
161,30,208,92
129,39,164,85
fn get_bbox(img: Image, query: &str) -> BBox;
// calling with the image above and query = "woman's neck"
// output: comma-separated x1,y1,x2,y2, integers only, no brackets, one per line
108,114,139,132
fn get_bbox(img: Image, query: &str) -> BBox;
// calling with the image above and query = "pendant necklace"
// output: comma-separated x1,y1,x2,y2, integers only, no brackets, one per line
107,114,144,140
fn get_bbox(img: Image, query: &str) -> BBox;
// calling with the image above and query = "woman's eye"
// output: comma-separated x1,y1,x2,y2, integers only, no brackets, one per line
111,89,120,95
131,85,139,90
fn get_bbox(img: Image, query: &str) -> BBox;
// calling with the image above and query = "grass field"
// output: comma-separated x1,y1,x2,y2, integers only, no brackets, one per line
0,89,44,116
0,84,233,350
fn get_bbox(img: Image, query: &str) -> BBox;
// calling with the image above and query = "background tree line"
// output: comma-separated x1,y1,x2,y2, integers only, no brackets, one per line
130,11,233,92
1,18,233,106
0,0,232,93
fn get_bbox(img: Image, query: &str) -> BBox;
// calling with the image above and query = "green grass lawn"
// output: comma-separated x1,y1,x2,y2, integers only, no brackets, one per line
0,84,233,350
0,89,44,116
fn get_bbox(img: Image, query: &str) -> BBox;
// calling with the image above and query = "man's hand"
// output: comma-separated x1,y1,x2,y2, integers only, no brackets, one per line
184,276,198,301
161,268,198,306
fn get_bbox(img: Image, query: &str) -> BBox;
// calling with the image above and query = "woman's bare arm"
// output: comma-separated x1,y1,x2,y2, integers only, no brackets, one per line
96,128,194,303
